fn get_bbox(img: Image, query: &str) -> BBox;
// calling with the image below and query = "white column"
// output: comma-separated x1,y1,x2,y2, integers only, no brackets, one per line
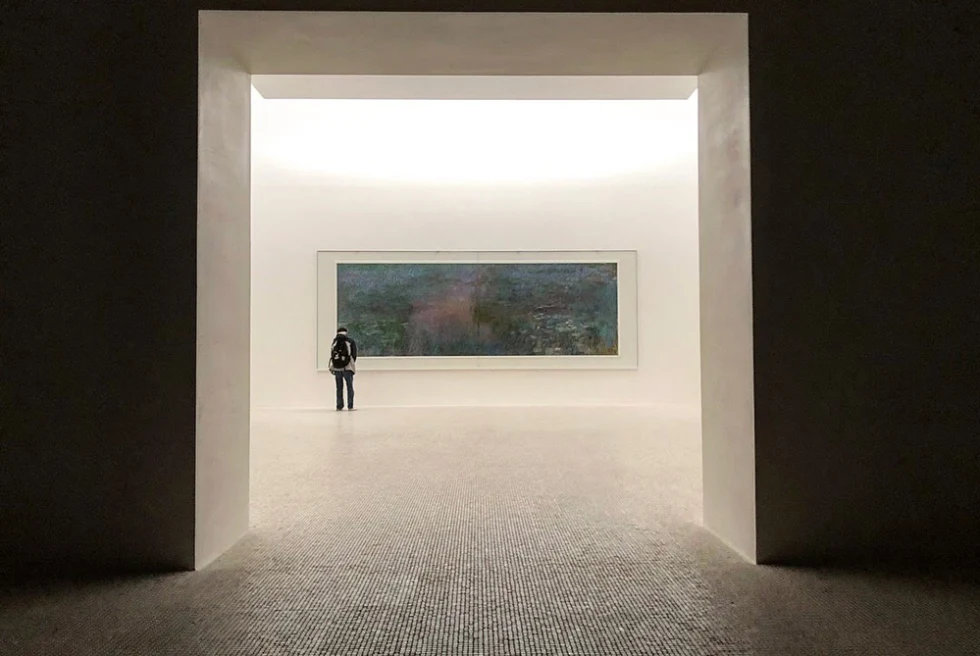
195,13,252,569
697,16,757,562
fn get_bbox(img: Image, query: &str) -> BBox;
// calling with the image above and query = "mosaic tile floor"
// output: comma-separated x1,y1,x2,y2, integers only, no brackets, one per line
2,408,978,655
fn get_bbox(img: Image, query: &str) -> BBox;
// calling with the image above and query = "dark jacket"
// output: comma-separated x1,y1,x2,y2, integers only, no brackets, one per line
329,333,357,372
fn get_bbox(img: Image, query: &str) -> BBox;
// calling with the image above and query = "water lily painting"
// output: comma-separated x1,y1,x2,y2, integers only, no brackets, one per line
337,263,618,357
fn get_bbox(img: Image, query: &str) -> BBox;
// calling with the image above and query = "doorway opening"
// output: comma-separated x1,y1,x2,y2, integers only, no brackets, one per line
197,11,753,569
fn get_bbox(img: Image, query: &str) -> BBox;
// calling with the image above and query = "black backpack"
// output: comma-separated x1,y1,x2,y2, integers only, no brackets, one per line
330,337,351,369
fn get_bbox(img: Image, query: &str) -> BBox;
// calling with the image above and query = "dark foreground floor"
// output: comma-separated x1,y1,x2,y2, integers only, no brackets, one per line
2,408,978,655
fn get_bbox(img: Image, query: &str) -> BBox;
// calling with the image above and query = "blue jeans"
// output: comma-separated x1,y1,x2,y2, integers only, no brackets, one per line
334,370,354,409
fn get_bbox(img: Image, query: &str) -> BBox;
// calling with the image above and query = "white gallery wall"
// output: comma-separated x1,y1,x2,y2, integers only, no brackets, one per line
250,84,701,411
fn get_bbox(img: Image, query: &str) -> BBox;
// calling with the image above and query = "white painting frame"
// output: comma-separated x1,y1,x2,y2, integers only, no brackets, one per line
316,250,638,371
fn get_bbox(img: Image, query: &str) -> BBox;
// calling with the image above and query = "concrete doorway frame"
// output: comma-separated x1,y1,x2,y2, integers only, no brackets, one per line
197,11,753,569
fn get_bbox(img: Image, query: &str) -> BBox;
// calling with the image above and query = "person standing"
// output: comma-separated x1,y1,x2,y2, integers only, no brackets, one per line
329,327,357,411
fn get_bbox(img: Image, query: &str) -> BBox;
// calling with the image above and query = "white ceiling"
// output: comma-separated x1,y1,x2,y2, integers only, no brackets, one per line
251,75,698,101
251,92,699,185
204,12,744,76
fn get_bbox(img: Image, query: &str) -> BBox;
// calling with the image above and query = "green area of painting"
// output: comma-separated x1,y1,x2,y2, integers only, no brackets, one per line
338,263,618,357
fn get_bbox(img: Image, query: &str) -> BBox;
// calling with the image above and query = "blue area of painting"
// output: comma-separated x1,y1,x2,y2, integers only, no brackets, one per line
338,263,618,357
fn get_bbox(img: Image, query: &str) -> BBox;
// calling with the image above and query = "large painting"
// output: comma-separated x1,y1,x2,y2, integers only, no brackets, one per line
337,263,618,357
317,251,638,371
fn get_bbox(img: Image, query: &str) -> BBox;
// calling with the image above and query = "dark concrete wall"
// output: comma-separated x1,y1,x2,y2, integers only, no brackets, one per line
2,1,977,576
747,5,980,564
1,4,201,576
